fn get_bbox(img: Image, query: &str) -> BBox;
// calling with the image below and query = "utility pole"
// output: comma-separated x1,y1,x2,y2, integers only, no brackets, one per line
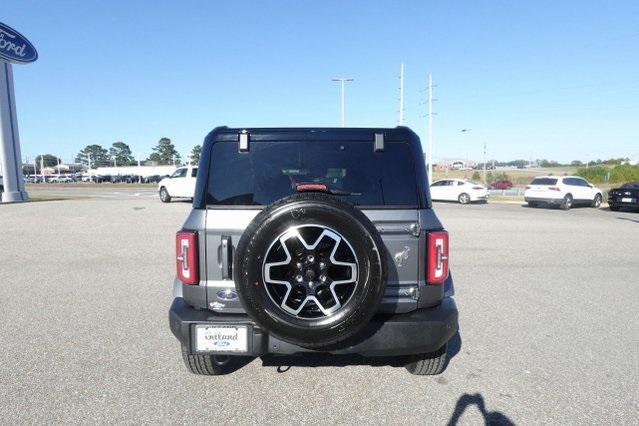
399,64,405,125
39,153,44,182
483,142,487,185
57,156,61,177
427,74,434,185
331,77,354,127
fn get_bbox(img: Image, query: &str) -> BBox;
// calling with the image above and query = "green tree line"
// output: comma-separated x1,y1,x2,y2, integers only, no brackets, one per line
73,138,201,169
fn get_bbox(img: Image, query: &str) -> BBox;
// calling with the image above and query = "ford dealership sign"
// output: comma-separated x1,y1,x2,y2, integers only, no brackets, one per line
0,22,38,64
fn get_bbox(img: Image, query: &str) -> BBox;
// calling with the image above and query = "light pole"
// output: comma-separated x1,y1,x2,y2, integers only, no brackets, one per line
427,74,434,184
399,64,405,125
331,77,354,127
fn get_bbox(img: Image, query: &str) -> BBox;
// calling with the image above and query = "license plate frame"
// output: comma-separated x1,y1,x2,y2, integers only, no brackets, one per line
194,324,249,353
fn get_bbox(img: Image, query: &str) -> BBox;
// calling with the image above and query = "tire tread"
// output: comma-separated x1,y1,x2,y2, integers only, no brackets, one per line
405,344,448,375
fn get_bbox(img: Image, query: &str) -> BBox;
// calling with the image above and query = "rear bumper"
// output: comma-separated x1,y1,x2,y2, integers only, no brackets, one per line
169,297,458,357
524,196,563,204
608,197,638,208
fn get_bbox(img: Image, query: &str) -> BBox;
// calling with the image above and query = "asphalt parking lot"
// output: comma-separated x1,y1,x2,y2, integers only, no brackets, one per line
1,190,637,424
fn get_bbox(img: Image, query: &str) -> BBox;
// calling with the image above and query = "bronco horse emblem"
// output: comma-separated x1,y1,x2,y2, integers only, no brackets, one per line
394,246,411,267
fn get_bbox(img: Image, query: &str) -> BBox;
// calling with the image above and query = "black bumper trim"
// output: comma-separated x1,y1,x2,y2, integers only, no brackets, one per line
169,297,458,357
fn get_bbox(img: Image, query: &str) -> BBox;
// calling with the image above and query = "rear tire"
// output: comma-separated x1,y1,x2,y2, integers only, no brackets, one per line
159,187,171,203
404,344,448,375
180,345,249,375
609,205,620,211
591,194,602,208
560,194,573,210
458,193,471,204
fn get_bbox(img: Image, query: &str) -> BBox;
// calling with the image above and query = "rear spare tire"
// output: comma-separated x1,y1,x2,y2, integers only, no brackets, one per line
234,193,386,348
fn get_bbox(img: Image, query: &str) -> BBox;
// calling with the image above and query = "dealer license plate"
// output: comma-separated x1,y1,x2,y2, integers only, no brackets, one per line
196,325,248,352
622,197,632,203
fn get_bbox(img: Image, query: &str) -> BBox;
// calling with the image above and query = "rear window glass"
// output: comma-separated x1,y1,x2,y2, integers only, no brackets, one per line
530,178,558,185
206,141,418,206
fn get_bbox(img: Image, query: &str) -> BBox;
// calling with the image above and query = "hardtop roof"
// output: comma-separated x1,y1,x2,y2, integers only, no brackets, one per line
204,126,420,144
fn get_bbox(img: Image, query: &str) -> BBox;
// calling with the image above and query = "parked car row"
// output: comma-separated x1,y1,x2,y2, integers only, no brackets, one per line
157,165,637,214
429,175,637,212
25,174,170,184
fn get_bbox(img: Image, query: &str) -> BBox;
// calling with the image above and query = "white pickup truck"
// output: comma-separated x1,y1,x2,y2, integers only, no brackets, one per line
158,165,198,202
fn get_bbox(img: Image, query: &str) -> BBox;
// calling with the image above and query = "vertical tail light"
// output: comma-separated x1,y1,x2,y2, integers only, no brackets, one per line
176,231,199,285
427,231,449,284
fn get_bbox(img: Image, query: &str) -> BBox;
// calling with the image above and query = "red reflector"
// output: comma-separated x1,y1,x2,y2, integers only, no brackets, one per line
295,182,329,193
176,231,198,285
472,186,484,190
427,231,449,285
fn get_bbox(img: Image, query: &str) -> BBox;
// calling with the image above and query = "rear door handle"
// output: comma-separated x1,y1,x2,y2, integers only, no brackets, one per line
221,236,232,279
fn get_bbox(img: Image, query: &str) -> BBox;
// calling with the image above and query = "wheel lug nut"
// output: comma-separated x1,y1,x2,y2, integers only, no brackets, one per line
296,262,303,270
307,254,315,263
319,262,326,270
295,274,303,282
320,275,327,283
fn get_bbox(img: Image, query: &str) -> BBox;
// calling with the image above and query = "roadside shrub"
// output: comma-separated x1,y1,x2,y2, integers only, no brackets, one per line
577,165,639,183
493,172,510,182
471,171,480,181
576,166,608,183
609,164,639,183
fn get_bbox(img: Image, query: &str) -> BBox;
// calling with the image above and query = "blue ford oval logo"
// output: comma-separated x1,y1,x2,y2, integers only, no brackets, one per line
216,289,238,301
214,341,230,347
0,22,38,64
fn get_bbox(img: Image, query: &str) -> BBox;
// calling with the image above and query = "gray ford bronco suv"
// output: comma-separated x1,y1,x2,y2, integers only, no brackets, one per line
169,127,458,375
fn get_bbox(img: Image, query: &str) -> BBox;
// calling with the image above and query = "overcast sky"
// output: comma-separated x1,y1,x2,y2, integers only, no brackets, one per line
3,0,639,163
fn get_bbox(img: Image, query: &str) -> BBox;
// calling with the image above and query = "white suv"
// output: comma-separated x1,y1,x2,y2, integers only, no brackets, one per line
524,176,602,210
158,166,198,203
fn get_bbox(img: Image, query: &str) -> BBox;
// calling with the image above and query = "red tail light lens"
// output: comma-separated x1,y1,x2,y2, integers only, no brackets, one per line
427,231,449,284
472,186,484,190
176,231,198,285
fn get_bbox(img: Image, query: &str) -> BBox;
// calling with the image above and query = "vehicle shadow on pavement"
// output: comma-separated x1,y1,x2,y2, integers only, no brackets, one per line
260,331,462,373
617,216,639,223
446,393,514,426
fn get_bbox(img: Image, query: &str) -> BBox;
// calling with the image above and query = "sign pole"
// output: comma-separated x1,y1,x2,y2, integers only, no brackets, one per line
0,60,28,202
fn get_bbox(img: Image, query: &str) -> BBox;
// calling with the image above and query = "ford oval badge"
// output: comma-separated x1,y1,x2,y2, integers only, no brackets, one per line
216,289,238,301
0,22,38,64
